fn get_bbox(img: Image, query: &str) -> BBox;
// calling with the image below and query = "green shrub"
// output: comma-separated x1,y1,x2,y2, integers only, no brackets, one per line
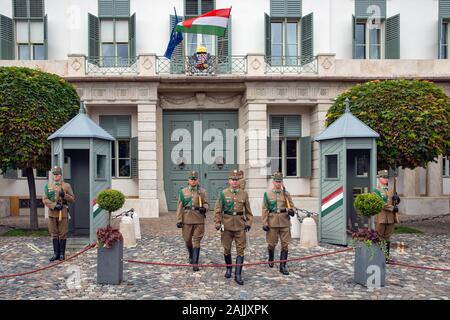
354,193,384,218
97,189,125,213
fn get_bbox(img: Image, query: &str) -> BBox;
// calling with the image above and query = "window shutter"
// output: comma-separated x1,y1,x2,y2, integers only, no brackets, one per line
287,0,301,18
114,0,130,17
44,14,48,59
99,116,115,137
29,0,44,19
129,13,136,58
116,116,131,138
217,16,231,73
170,14,185,74
3,168,18,179
271,116,285,136
355,0,386,19
201,0,215,14
271,0,286,17
352,15,356,59
299,136,311,178
385,14,400,59
301,12,313,63
98,0,114,18
130,137,138,179
265,13,271,57
0,15,14,60
439,0,450,58
13,0,28,19
186,0,199,16
88,13,100,60
285,115,301,137
439,0,450,17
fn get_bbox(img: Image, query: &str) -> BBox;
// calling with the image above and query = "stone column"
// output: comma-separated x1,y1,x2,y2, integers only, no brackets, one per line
427,157,443,196
310,103,331,197
137,102,159,217
243,103,268,216
403,168,420,197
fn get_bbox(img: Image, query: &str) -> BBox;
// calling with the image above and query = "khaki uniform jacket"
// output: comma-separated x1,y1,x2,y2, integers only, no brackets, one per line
239,178,246,190
214,187,254,232
376,189,398,224
262,190,295,228
43,182,75,218
176,186,209,225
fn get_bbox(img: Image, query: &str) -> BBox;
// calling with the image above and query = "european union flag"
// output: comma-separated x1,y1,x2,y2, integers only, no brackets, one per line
164,9,183,59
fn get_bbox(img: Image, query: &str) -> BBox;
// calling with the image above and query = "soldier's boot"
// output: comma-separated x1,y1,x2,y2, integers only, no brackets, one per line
224,254,232,279
385,241,391,262
192,247,200,272
268,248,275,268
49,238,60,262
280,250,290,275
186,244,194,264
59,239,66,261
234,256,244,285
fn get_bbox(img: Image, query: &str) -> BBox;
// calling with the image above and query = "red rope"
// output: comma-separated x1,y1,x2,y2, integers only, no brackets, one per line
387,261,450,272
0,243,96,280
124,247,354,268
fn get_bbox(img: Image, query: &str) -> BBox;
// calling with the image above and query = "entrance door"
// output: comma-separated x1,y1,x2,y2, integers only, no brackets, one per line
346,149,371,232
65,149,90,236
163,111,238,211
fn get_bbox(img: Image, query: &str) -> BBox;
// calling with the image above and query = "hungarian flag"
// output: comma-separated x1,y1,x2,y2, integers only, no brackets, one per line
176,8,231,37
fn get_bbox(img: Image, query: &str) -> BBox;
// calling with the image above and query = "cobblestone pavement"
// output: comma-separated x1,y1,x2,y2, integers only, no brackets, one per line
0,212,449,300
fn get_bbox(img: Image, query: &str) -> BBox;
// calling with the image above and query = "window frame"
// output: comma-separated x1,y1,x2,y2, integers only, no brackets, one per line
324,154,339,180
443,156,450,177
14,19,44,60
270,17,300,66
95,153,107,181
18,168,48,179
116,138,131,178
99,17,130,66
355,18,385,60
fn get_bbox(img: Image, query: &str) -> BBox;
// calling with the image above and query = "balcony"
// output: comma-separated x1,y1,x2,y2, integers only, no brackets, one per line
156,55,247,75
86,56,138,75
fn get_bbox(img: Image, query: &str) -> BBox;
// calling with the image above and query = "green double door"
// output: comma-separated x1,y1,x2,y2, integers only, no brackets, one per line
163,111,238,211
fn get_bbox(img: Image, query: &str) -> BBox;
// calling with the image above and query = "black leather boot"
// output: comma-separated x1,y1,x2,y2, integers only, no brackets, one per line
385,241,391,262
268,248,275,268
224,254,232,278
234,256,244,285
59,239,66,261
192,247,200,272
49,238,59,262
280,250,289,275
186,244,194,264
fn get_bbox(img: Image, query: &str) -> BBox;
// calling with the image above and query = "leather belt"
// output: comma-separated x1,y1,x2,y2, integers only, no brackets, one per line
223,211,244,216
269,209,287,214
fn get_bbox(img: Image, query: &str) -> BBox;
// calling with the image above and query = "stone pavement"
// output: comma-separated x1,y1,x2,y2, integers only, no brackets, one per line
0,212,449,300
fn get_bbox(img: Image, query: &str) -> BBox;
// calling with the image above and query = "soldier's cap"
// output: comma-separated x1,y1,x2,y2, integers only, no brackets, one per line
377,169,388,178
271,172,284,182
228,169,240,180
188,171,199,180
52,166,62,175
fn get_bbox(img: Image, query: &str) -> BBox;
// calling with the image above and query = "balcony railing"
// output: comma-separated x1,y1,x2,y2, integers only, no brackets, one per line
156,55,247,75
265,56,318,74
86,56,138,75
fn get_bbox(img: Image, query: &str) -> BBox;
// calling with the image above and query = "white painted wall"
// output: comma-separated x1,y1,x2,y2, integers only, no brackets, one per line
0,0,441,59
0,176,47,197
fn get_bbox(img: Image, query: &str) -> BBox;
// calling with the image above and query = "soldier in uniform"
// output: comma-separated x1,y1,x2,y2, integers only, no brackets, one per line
374,170,400,261
214,169,253,285
238,170,246,190
176,171,209,272
262,172,296,275
43,166,75,261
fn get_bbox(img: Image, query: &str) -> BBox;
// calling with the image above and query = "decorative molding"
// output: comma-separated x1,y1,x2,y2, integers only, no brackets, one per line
160,94,242,108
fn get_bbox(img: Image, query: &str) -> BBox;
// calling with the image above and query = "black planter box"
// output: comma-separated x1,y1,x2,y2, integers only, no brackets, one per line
97,239,123,285
354,242,386,287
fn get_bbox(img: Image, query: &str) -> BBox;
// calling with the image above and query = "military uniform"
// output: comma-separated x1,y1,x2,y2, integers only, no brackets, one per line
262,172,296,275
214,169,253,285
176,171,209,271
238,170,246,190
43,166,75,261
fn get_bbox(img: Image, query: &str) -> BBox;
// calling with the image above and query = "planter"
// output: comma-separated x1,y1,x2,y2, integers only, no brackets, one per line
97,239,123,285
354,242,386,287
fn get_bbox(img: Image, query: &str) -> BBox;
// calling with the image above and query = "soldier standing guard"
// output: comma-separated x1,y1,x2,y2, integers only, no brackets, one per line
214,169,253,285
176,171,209,272
43,166,75,261
374,170,400,262
261,172,296,275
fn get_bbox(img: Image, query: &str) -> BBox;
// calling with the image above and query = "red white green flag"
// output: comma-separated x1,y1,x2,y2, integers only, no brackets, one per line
175,8,231,37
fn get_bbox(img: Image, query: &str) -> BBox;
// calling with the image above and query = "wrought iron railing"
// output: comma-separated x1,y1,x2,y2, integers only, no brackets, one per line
86,56,138,75
156,55,247,75
265,56,318,74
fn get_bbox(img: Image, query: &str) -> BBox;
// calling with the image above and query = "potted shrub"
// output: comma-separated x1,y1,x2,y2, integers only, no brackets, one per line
352,193,387,287
96,189,125,285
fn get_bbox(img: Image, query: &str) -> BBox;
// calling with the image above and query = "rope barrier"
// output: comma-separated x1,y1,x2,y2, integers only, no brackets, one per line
0,243,96,280
124,247,354,268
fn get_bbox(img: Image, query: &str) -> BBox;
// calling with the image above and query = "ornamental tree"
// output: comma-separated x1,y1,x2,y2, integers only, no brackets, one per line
0,67,79,229
326,79,450,171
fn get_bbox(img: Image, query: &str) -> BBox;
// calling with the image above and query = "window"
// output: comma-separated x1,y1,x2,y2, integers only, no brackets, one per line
96,154,106,179
269,115,301,177
325,154,338,179
271,19,299,65
355,154,369,177
441,22,449,59
18,168,48,179
100,19,129,66
354,20,382,59
184,0,216,56
443,156,450,177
